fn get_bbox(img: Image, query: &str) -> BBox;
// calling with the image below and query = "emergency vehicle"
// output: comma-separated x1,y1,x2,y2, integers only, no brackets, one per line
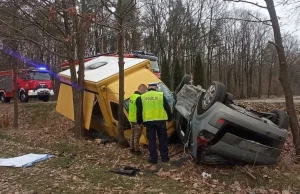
0,67,54,103
60,51,161,78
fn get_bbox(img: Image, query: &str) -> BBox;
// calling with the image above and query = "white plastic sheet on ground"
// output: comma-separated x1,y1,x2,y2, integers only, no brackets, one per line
0,153,52,167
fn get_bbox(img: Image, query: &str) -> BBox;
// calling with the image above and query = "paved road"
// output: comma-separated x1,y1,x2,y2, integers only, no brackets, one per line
236,96,300,103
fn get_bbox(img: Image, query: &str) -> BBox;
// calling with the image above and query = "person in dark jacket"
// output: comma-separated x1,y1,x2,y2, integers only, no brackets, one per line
136,83,172,164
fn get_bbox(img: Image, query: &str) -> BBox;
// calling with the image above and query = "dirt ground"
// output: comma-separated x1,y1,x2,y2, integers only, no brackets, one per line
0,102,300,194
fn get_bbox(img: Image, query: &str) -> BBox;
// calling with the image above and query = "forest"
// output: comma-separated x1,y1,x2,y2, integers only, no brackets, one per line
0,0,299,99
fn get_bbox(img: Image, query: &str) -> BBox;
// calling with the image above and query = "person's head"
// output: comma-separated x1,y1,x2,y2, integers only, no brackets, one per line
138,84,147,94
148,83,158,91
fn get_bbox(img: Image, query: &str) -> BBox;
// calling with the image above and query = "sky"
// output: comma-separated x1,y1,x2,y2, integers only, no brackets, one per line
228,0,300,40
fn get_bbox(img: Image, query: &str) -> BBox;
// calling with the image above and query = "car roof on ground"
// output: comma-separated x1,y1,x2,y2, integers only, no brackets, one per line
59,56,147,83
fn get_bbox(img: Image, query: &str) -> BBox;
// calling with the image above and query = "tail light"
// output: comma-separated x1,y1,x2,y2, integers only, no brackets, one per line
278,142,284,149
197,136,208,147
218,118,225,124
197,130,215,147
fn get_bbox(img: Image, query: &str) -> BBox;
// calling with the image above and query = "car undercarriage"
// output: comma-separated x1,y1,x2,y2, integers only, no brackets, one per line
174,76,288,165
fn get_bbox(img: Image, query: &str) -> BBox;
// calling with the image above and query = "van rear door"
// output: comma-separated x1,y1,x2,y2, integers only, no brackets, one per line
56,83,95,129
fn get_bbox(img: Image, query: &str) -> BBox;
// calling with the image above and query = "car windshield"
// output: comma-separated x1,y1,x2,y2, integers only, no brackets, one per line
150,61,160,72
124,82,175,112
124,99,129,112
157,82,175,107
29,71,51,80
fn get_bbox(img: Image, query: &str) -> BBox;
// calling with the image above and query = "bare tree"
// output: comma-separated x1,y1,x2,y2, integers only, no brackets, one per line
224,0,300,154
102,0,137,147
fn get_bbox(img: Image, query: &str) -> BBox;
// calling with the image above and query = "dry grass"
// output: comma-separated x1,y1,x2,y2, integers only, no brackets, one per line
0,113,9,128
0,101,300,194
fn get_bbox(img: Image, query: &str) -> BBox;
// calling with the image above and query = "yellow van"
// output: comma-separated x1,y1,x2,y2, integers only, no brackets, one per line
56,56,175,144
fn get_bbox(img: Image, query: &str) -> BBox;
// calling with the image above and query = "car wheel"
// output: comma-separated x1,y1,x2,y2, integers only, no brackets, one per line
224,92,234,104
20,92,29,103
175,74,191,94
270,109,289,130
201,81,226,111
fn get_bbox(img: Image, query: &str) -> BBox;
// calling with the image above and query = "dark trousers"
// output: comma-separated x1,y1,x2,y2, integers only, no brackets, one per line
145,121,169,161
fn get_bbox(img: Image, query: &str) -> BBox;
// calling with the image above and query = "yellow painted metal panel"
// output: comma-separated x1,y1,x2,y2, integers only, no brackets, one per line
83,91,95,130
105,68,161,100
56,83,74,120
56,83,95,129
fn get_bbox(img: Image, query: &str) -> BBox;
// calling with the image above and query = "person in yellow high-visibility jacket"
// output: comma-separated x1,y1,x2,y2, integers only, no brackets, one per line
136,83,172,164
128,84,147,155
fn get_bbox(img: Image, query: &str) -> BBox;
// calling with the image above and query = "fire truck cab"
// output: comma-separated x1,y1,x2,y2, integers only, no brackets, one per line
0,67,54,103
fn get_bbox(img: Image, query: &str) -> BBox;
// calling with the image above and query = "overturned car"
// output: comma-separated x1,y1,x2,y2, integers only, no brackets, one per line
174,77,288,165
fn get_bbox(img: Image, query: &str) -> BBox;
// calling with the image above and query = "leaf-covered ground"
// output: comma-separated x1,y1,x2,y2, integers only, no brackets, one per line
0,101,300,194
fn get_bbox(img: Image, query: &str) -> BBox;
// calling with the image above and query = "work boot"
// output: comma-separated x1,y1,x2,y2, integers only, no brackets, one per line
134,150,142,156
162,158,170,163
147,158,157,164
130,149,135,154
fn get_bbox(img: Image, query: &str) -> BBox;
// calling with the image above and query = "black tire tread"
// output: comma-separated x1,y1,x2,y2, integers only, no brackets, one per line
270,109,289,130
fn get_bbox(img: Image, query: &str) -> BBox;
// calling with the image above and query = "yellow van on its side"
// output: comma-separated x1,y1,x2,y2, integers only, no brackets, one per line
56,56,175,144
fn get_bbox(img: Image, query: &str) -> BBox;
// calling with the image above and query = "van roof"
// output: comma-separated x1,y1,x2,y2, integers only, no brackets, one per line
59,56,147,83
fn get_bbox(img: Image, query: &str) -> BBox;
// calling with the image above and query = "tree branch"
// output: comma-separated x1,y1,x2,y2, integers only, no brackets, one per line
268,40,278,48
224,0,267,9
0,18,65,58
101,0,121,19
248,13,272,26
215,17,272,26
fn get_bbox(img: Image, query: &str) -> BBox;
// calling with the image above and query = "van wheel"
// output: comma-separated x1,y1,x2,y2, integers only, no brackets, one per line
20,92,29,102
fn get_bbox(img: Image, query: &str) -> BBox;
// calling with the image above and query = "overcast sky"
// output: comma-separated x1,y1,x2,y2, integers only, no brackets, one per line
228,0,300,40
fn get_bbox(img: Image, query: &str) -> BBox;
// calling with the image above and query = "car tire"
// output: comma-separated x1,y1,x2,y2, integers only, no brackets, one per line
175,74,191,94
201,81,226,111
224,92,234,104
270,109,289,130
20,92,29,103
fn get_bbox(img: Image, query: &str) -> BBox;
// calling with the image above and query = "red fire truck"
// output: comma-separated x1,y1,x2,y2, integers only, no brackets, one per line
61,51,161,78
0,67,54,103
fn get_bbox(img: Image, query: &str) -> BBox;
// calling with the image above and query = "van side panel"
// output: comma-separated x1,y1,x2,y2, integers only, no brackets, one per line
83,91,95,129
106,68,161,99
56,83,74,120
56,83,95,129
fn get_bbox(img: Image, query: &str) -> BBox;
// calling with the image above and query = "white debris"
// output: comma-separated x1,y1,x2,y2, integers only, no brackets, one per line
201,172,212,179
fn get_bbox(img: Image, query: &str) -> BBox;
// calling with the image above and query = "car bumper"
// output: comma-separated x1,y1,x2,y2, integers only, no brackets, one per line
28,89,54,96
207,133,281,165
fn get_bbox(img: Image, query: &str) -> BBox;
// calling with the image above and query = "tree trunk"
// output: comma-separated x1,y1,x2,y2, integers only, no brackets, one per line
12,57,18,128
268,63,273,98
265,0,300,155
117,0,128,148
